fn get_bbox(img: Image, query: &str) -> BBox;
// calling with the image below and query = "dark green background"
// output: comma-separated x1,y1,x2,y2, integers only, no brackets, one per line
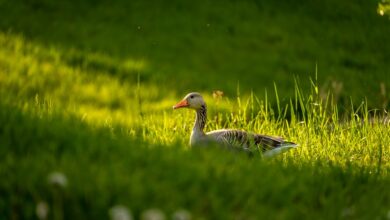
1,0,389,107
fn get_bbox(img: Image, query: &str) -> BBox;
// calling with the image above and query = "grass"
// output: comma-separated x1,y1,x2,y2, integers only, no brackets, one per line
1,78,390,219
0,1,390,219
0,0,389,107
1,75,389,219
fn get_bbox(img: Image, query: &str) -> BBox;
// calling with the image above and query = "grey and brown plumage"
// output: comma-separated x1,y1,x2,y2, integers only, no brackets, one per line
173,92,298,157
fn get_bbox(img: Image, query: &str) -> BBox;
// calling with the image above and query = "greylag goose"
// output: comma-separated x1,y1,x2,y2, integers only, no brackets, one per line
173,92,298,157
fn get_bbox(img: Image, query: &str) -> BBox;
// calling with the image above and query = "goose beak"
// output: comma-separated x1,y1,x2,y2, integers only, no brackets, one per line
173,99,189,109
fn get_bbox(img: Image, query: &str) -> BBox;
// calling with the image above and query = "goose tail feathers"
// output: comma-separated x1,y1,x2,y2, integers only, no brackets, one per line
262,142,298,158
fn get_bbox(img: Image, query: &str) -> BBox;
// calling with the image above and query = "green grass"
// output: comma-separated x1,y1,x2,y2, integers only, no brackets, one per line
1,77,389,219
0,1,390,219
0,0,389,107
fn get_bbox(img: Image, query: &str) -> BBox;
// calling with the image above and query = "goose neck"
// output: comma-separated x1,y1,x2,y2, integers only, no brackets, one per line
193,104,207,133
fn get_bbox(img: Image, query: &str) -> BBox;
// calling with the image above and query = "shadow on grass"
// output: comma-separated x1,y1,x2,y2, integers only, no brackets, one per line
0,0,389,106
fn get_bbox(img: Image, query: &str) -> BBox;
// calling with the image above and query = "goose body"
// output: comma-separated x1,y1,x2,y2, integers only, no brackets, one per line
173,92,297,157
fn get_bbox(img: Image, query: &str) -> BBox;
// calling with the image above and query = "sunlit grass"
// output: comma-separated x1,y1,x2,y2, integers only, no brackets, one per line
1,31,389,169
0,32,167,125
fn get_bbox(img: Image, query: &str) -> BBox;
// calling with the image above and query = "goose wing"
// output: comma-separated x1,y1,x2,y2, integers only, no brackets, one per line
206,129,296,151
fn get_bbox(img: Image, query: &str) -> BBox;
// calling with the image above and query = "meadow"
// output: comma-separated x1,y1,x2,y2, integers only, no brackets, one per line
0,0,390,219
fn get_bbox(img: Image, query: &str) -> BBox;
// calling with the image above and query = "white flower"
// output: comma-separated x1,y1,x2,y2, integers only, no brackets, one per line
48,172,68,188
141,209,166,220
36,201,49,220
109,205,133,220
172,209,191,220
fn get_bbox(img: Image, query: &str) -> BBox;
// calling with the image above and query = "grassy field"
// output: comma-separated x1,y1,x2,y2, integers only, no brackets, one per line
0,0,389,107
0,0,390,219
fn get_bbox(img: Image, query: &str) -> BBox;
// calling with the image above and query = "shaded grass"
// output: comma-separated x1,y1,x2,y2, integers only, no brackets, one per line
0,0,389,107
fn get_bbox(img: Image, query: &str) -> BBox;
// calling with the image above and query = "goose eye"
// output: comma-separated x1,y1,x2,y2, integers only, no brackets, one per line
190,95,194,99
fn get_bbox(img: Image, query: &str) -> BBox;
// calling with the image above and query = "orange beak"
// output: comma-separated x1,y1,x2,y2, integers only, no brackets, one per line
173,99,189,109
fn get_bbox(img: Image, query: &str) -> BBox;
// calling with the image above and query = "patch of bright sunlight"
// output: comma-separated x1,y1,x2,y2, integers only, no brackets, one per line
0,32,164,130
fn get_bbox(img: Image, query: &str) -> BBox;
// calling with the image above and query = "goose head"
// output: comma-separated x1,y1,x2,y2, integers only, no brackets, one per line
173,92,206,110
